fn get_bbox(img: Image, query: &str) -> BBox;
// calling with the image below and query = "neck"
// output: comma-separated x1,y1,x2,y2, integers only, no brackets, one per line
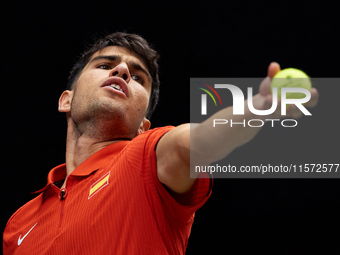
61,118,132,189
65,132,116,176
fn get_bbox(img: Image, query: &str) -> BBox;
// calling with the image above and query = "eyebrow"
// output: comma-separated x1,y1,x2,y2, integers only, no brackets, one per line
89,55,151,82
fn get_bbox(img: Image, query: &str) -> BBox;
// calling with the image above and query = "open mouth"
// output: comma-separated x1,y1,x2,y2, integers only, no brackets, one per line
109,84,123,92
101,77,129,97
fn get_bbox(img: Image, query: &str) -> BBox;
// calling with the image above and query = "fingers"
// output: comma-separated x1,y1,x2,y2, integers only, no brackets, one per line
259,62,281,97
259,77,272,96
305,88,319,108
267,62,281,78
282,88,319,119
286,105,304,119
259,62,319,119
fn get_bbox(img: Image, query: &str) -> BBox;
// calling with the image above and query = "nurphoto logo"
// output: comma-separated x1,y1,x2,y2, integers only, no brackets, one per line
197,82,312,128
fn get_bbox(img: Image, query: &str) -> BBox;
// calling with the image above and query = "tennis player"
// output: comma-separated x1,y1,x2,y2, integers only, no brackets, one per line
3,32,318,254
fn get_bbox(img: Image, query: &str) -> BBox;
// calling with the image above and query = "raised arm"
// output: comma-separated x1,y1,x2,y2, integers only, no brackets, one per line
156,62,319,194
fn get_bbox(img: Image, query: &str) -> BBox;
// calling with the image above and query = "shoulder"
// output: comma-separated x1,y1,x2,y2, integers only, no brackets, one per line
128,126,176,150
134,126,175,141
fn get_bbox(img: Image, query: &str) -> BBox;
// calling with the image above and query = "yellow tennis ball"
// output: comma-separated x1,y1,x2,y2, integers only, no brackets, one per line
271,68,312,99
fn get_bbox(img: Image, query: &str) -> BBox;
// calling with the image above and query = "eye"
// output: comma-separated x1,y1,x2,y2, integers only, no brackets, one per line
97,63,111,70
131,74,145,85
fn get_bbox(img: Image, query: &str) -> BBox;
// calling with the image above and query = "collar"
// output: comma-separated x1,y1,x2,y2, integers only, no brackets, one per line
32,141,130,194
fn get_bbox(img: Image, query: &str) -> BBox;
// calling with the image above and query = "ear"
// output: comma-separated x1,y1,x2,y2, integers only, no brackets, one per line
136,117,151,136
58,90,73,113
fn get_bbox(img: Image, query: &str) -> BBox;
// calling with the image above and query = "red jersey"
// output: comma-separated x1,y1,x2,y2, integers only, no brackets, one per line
3,126,212,254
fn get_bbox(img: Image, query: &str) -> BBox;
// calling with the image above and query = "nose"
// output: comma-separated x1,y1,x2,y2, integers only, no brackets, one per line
109,63,131,83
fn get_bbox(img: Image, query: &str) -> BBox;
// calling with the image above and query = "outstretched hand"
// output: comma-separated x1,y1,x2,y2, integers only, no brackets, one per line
257,62,319,119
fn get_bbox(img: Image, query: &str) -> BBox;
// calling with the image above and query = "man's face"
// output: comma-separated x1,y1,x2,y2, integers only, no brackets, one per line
62,46,152,139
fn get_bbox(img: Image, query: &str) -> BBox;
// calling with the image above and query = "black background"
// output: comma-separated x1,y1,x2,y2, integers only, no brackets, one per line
1,1,339,254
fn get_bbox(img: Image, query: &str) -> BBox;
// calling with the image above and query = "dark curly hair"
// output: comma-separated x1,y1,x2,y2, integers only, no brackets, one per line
67,32,160,119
